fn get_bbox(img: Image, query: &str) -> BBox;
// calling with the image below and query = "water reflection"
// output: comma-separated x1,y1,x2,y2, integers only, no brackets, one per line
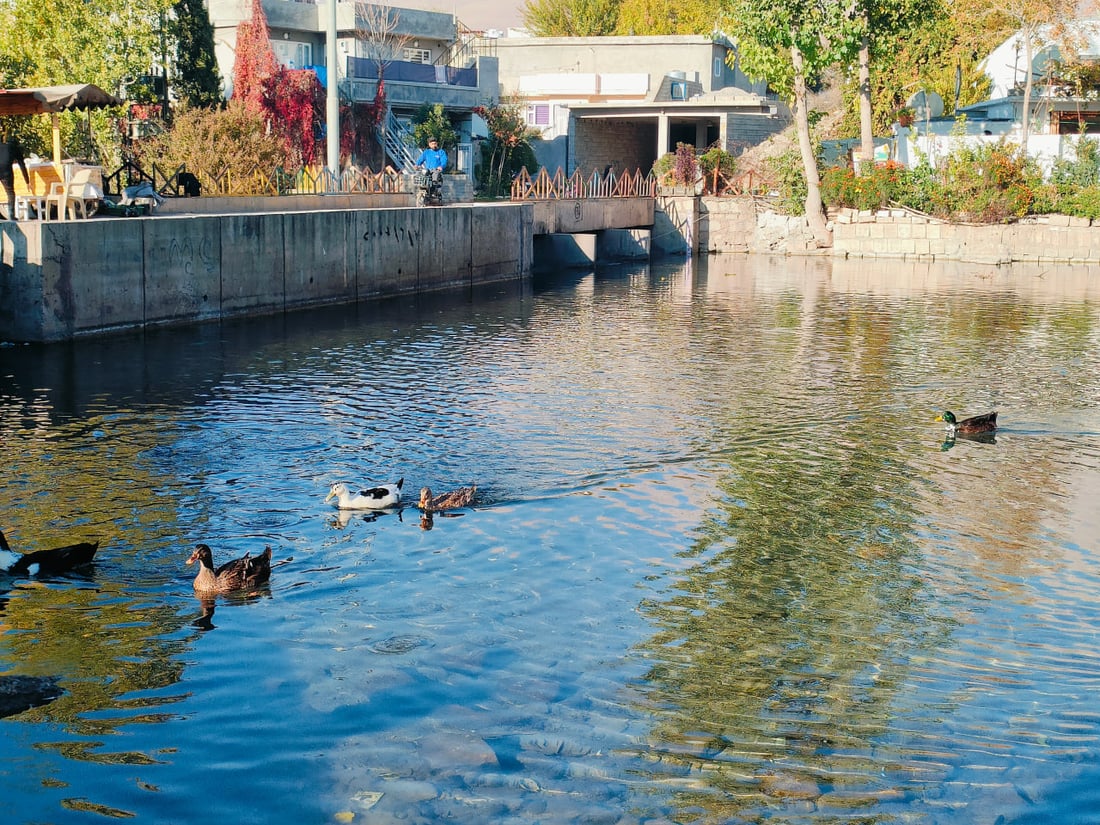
2,256,1100,822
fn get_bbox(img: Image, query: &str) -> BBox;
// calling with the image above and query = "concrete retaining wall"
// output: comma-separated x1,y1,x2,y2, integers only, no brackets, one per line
1,202,533,342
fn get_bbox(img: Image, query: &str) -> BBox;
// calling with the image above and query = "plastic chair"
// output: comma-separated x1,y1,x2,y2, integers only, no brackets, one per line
45,167,102,220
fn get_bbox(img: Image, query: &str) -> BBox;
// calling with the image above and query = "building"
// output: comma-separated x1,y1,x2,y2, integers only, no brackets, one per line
491,34,789,174
205,0,499,173
889,19,1100,174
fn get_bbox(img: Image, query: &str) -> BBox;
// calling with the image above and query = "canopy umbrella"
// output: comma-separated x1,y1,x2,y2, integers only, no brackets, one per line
0,83,125,166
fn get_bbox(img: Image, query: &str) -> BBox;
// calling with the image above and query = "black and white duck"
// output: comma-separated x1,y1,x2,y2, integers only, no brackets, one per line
187,543,272,594
0,530,99,577
325,479,403,510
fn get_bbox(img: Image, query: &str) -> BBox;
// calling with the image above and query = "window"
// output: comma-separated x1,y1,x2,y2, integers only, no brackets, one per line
714,57,723,78
670,82,687,100
403,47,432,64
297,43,312,68
526,104,550,126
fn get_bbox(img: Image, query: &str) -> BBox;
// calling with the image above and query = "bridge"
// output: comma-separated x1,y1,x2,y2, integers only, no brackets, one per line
511,167,661,268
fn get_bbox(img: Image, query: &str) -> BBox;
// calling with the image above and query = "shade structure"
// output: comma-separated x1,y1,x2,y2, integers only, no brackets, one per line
0,84,125,164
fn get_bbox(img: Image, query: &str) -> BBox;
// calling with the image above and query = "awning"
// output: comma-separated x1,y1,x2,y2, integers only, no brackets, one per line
0,84,125,165
0,84,124,116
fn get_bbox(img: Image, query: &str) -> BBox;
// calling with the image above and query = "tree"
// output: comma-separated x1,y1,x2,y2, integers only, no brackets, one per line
963,0,1083,152
263,68,326,167
727,0,860,246
474,99,540,197
355,1,413,80
0,0,173,165
521,0,620,37
233,0,279,112
354,3,413,168
171,0,223,108
615,0,717,36
851,0,941,170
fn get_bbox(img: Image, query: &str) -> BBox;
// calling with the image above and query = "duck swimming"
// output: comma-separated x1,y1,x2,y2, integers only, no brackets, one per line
936,410,998,434
187,543,272,594
0,529,99,577
418,486,477,513
325,479,403,510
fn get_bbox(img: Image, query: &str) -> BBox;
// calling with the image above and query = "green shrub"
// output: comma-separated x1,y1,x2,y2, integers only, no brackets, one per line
132,102,286,195
821,161,908,211
765,147,809,215
1054,186,1100,219
1051,136,1100,196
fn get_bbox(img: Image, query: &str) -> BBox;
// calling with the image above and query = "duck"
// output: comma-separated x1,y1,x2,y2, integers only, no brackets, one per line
935,410,998,434
0,529,99,577
418,486,477,513
325,479,403,510
187,543,272,594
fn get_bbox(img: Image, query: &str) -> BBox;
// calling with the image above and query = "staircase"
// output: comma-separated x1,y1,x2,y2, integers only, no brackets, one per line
380,108,418,171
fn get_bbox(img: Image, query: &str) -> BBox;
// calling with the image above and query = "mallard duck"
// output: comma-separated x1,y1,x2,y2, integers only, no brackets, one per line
0,530,99,577
325,479,403,510
418,486,477,512
187,543,272,593
936,410,997,434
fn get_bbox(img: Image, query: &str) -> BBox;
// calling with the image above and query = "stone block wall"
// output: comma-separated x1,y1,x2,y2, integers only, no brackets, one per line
685,198,1100,263
832,209,1100,264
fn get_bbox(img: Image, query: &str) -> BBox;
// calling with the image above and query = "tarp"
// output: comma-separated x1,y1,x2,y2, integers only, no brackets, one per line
0,84,124,116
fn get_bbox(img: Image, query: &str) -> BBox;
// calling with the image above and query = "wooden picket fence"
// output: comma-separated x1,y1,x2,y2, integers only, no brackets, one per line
511,167,658,201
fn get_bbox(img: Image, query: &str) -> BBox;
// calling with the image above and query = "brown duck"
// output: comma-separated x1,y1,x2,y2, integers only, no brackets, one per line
187,543,271,594
418,486,477,513
935,410,997,434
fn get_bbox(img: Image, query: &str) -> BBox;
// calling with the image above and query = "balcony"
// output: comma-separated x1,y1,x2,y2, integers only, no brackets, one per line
344,56,497,113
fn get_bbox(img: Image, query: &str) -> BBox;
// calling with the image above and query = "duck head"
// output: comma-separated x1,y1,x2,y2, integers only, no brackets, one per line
325,483,348,503
187,544,214,569
935,411,957,426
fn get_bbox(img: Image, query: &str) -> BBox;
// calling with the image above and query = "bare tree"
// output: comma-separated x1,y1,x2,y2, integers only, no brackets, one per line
354,2,413,82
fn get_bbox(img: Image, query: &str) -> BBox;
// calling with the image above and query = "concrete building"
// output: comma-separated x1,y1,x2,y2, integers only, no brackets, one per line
205,0,499,173
491,34,789,174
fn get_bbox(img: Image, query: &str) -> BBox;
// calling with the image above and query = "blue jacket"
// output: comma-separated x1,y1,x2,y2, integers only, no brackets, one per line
416,147,447,171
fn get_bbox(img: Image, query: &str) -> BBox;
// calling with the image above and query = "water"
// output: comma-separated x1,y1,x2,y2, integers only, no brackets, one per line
2,254,1100,824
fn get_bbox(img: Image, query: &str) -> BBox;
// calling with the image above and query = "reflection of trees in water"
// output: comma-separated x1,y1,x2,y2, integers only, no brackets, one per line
625,289,955,819
632,434,957,819
2,581,192,740
623,275,1100,820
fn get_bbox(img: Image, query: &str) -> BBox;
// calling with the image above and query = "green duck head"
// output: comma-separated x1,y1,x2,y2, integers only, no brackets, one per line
936,411,957,425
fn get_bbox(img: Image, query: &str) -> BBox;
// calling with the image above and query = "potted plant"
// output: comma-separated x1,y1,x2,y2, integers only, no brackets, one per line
896,106,915,128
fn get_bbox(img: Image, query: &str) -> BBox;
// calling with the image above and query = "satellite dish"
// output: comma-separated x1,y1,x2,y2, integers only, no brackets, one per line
906,89,945,120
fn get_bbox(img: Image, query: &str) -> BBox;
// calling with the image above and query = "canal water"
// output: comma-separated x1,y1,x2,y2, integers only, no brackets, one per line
2,254,1100,824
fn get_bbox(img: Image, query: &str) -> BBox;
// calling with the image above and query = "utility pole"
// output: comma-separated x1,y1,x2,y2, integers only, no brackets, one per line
326,0,340,187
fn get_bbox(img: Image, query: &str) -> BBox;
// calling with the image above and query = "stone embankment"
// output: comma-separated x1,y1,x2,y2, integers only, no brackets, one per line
687,197,1100,264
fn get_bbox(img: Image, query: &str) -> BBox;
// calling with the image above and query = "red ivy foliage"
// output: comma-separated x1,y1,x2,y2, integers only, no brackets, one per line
233,0,279,113
341,79,387,166
262,68,326,167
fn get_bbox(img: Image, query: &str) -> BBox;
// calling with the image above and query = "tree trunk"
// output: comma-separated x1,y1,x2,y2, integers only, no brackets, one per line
1021,34,1033,153
857,33,874,173
791,45,832,247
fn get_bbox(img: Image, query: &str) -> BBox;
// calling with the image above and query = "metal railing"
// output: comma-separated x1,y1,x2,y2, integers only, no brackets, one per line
511,167,658,201
380,108,418,171
104,160,407,198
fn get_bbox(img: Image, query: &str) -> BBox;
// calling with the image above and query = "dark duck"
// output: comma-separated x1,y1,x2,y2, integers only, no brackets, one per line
936,410,997,434
0,530,98,577
187,543,272,594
